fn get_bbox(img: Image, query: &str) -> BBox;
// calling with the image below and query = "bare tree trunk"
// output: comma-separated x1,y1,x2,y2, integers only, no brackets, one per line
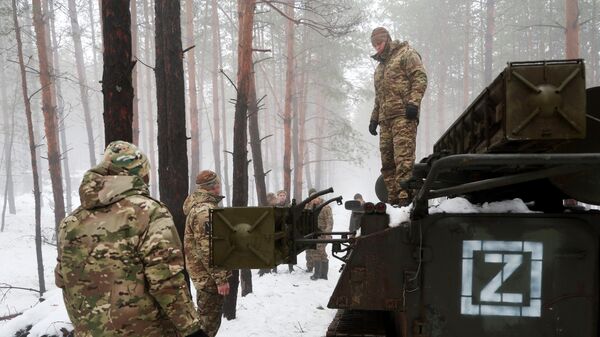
67,0,97,165
102,0,134,145
13,0,45,294
248,68,267,206
210,0,222,179
565,0,580,58
185,0,200,190
32,0,66,232
131,0,140,145
142,0,158,197
484,0,495,84
47,0,73,213
88,0,104,151
282,0,295,201
220,47,231,205
314,90,324,189
224,0,256,320
293,44,309,201
155,0,188,239
462,0,471,108
0,52,15,216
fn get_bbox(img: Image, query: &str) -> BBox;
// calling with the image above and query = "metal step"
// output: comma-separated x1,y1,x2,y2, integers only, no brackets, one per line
326,310,389,337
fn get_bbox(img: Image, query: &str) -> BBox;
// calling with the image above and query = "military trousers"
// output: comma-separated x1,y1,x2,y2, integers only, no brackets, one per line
196,280,224,337
379,117,418,203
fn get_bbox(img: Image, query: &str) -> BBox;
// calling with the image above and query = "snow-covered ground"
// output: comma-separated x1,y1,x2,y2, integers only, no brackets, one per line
0,192,537,337
0,192,350,337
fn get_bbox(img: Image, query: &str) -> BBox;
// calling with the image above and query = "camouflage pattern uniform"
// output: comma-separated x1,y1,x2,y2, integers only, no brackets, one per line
306,199,334,264
55,141,202,337
371,40,428,203
184,189,230,337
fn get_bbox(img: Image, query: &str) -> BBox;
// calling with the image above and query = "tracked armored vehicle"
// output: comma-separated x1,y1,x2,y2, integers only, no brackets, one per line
210,59,600,336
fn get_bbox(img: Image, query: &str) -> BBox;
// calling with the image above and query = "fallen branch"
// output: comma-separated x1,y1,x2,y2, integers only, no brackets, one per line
0,312,22,321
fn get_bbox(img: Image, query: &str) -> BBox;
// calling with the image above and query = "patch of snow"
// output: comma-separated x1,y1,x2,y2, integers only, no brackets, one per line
1,192,352,337
429,197,535,214
2,289,71,337
388,205,411,227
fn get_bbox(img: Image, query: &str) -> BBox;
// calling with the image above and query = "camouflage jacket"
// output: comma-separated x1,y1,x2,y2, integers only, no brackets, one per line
183,189,231,289
371,40,428,122
54,163,201,337
318,204,334,239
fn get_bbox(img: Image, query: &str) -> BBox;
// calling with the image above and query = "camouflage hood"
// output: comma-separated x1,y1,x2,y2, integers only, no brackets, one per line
79,162,150,210
183,188,224,215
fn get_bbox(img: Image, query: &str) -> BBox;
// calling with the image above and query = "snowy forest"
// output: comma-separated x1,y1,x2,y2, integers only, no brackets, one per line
0,0,599,336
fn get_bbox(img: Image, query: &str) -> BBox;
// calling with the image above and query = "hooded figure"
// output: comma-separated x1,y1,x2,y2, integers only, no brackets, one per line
55,141,206,337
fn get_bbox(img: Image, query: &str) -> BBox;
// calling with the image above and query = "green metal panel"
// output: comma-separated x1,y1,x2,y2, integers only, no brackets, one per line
506,60,586,141
210,207,289,269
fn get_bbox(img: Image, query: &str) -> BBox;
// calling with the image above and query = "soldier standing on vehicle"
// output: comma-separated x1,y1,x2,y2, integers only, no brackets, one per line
55,141,207,337
368,27,428,206
184,170,231,337
306,189,334,280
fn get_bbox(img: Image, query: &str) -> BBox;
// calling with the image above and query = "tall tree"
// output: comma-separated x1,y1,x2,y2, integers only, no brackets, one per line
12,0,45,294
248,68,268,206
32,0,66,231
102,0,134,145
0,58,15,216
282,0,295,201
223,0,257,320
484,0,495,84
67,0,97,165
48,0,73,213
155,0,188,238
210,0,223,179
142,0,158,197
185,0,201,190
131,0,140,144
565,0,579,58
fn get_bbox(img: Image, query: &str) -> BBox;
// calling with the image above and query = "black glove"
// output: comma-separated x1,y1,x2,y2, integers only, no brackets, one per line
186,329,209,337
369,120,378,136
405,104,419,120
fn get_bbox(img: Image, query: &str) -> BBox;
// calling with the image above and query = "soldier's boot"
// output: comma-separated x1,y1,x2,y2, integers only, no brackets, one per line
310,262,322,280
288,264,294,273
271,266,278,273
258,269,269,276
319,260,329,280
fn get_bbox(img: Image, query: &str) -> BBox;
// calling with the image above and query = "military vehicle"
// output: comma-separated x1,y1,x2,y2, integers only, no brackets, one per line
210,59,600,336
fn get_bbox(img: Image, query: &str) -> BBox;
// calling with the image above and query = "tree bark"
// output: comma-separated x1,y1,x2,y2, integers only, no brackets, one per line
13,0,45,294
47,0,73,213
484,0,495,84
248,67,267,206
155,0,188,239
68,0,97,165
131,0,140,145
282,0,295,202
210,0,222,180
462,0,471,108
223,0,256,320
32,0,66,232
102,0,134,145
88,0,104,151
185,0,200,191
565,0,580,58
142,0,158,197
0,50,15,216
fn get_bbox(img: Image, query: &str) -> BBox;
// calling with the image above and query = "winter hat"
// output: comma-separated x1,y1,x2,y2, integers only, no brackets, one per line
371,27,391,46
354,193,363,200
277,189,287,196
308,188,317,196
196,170,220,188
102,141,150,179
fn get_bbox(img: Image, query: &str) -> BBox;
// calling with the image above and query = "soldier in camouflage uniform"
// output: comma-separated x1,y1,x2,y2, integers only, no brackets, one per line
306,189,334,280
55,141,206,337
368,27,428,206
184,170,231,337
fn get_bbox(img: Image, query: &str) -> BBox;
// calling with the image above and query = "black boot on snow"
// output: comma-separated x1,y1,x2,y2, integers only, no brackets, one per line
320,261,329,280
310,262,321,280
